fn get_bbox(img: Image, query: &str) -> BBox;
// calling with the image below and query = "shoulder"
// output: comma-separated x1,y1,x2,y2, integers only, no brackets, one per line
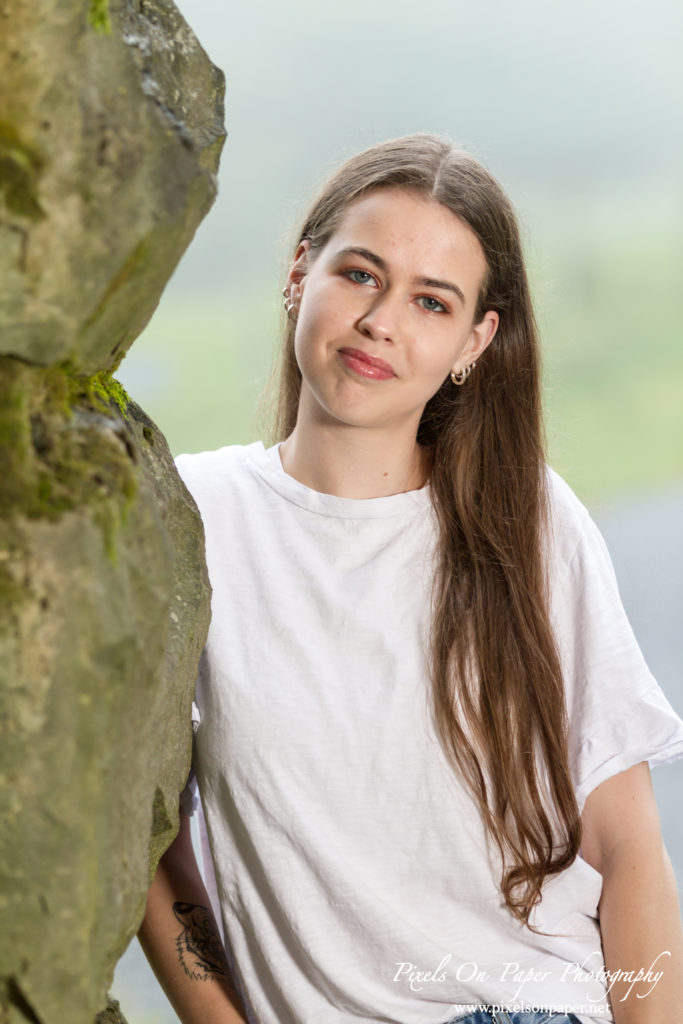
543,465,621,583
543,466,596,571
174,442,267,515
174,441,256,478
175,441,263,487
544,465,590,532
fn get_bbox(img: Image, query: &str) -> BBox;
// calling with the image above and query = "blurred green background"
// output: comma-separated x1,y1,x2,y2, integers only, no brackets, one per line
113,0,683,1018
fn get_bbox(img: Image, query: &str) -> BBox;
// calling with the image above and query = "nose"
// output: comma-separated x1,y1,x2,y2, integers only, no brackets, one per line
356,290,402,343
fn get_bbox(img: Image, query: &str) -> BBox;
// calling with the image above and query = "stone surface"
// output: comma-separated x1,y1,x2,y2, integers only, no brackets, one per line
95,997,130,1024
0,0,226,374
0,359,212,1022
0,0,224,1018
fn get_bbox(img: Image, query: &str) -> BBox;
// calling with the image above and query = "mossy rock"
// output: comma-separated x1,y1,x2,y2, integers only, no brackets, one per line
0,0,226,374
0,357,211,1023
95,996,130,1024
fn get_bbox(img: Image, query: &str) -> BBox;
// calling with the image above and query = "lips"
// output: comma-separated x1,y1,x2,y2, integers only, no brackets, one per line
338,347,397,381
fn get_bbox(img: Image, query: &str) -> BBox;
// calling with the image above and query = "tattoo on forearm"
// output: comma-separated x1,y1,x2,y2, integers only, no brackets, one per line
173,901,230,980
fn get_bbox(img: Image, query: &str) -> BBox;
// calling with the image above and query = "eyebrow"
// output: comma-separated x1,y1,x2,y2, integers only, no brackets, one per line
333,246,466,305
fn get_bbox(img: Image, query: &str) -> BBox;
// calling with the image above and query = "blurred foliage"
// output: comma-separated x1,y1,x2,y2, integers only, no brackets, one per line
117,283,281,457
533,187,683,501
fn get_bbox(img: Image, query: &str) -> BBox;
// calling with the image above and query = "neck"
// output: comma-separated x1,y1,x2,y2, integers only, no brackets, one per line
279,421,429,499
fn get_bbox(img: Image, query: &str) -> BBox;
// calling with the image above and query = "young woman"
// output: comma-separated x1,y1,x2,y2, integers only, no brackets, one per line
139,134,683,1024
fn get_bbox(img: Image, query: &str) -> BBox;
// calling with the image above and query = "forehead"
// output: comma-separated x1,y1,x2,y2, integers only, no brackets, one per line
323,187,487,288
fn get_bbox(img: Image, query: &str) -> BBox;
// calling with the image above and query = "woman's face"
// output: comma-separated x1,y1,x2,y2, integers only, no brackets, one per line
287,187,499,439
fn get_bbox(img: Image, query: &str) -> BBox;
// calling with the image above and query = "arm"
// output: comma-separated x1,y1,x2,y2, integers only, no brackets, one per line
581,760,683,1021
138,807,249,1024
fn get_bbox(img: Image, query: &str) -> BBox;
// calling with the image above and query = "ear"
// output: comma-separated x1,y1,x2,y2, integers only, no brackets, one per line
451,310,499,376
286,239,312,302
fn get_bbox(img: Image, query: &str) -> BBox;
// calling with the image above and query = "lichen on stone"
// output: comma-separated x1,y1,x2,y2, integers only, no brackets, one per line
89,0,112,35
0,358,137,546
0,122,46,221
88,370,131,419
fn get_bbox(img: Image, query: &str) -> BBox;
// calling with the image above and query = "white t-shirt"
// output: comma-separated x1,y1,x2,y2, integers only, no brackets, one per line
175,441,683,1024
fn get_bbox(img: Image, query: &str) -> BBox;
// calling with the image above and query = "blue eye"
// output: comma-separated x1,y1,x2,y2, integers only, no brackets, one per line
417,296,447,313
346,269,376,285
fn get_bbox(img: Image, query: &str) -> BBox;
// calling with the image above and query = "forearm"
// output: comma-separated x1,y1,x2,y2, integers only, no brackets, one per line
599,839,683,1021
138,812,248,1024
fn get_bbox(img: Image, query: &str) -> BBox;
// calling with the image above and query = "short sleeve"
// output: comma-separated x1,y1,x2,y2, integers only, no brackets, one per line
179,699,202,817
546,473,683,812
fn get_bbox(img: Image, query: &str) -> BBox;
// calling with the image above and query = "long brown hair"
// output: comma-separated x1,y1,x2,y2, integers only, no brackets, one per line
271,134,581,925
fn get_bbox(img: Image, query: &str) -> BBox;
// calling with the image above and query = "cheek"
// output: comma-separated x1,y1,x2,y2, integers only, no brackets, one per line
292,315,328,380
414,333,468,383
294,289,348,362
292,323,313,378
291,301,318,369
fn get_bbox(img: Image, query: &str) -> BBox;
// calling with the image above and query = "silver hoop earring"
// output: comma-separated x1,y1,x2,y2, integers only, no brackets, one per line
282,287,298,322
450,361,475,386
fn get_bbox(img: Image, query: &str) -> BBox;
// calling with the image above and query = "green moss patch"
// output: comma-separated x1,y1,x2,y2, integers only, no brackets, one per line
0,122,46,221
0,358,137,559
82,371,131,419
89,0,112,34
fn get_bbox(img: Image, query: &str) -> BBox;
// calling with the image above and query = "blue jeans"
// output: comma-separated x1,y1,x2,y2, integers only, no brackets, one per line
443,1012,584,1024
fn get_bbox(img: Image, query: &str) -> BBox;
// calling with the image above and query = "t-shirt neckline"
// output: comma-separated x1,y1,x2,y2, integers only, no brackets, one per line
249,441,432,520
